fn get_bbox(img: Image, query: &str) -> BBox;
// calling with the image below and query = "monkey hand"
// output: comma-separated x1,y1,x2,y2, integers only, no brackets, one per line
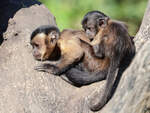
34,63,60,75
93,45,104,58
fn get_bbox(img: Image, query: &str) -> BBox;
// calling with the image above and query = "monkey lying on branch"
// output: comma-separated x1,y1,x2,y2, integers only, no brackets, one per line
30,25,108,86
30,10,135,111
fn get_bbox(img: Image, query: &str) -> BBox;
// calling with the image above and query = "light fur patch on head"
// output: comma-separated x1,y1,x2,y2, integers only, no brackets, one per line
36,33,46,39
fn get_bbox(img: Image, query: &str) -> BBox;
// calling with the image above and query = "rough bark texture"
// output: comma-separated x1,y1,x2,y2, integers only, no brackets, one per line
100,1,150,113
134,0,150,51
0,0,150,113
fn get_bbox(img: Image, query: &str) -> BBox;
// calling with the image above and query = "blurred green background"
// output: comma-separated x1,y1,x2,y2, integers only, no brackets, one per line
39,0,147,36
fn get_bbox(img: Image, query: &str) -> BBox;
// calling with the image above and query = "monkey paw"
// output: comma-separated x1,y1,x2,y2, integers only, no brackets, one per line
34,64,52,73
93,45,104,58
46,65,60,75
34,64,60,75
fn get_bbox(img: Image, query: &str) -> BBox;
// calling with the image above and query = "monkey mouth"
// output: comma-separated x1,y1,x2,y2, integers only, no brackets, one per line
33,55,42,61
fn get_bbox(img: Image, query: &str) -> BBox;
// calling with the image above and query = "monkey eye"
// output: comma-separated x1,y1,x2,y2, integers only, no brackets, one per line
34,43,39,48
99,21,104,26
87,27,91,30
87,27,94,31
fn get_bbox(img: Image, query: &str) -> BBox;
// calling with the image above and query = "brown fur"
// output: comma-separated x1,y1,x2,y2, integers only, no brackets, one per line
59,29,110,72
31,24,135,112
31,26,109,77
81,11,135,111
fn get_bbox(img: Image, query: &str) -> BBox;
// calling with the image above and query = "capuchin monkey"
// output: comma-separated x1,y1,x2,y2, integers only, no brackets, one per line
81,10,131,41
30,25,109,84
73,10,135,111
30,20,135,111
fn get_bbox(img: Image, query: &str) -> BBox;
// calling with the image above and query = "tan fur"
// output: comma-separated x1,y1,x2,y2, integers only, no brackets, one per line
32,29,110,73
31,33,47,60
56,29,110,72
56,30,84,69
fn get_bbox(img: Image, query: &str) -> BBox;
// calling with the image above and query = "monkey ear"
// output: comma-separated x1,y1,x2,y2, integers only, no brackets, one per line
48,31,59,40
97,17,109,28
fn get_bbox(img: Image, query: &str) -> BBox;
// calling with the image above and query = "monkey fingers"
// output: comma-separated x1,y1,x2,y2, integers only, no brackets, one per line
34,63,60,75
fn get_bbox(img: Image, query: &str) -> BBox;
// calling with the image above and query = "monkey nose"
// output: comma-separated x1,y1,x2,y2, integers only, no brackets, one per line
33,54,41,60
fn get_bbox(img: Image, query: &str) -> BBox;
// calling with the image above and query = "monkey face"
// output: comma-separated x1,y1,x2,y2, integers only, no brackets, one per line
82,18,97,41
31,33,48,61
30,25,60,61
82,11,109,41
31,32,59,61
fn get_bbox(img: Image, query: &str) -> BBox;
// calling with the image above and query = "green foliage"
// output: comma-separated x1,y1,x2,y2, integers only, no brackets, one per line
39,0,147,35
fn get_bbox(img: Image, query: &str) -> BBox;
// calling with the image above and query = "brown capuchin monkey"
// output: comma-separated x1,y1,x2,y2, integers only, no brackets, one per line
30,25,109,86
75,10,135,111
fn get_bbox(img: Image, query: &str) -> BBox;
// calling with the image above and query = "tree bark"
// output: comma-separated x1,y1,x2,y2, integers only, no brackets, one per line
134,0,150,51
0,0,150,113
100,1,150,113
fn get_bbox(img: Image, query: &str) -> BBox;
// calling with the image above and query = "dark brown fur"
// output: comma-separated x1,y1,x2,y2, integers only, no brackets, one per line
80,11,135,111
31,26,109,86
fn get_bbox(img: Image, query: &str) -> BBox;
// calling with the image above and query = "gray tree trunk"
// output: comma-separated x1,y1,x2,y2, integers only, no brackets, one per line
0,0,150,113
101,0,150,113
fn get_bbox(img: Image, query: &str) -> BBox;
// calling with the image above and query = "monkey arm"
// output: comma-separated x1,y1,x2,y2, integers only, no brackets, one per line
90,31,106,59
51,54,84,75
92,44,105,58
35,50,84,75
49,40,85,75
64,68,107,87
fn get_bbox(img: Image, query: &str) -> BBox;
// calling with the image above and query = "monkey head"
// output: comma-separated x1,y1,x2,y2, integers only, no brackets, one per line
81,10,109,41
30,25,60,61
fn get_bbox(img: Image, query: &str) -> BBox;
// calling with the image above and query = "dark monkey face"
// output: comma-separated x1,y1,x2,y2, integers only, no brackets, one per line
82,11,109,41
30,30,59,61
82,18,97,41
